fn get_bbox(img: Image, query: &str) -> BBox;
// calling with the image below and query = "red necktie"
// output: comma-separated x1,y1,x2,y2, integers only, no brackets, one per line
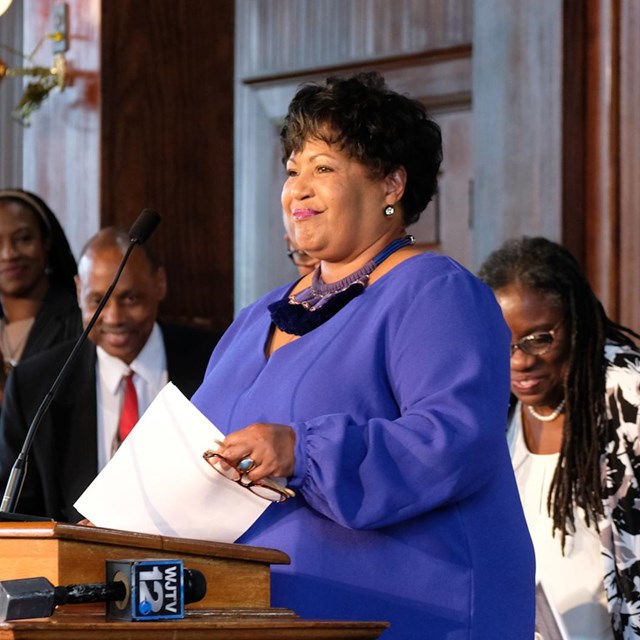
118,371,139,442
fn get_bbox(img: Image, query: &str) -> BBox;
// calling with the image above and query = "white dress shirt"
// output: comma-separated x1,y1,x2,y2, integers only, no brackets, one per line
507,403,610,640
96,323,168,470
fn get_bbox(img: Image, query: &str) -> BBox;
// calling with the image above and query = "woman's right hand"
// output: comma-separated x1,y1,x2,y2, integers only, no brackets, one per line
216,422,296,482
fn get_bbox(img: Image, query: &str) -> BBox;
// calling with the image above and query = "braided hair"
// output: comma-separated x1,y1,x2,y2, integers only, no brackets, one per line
478,236,639,548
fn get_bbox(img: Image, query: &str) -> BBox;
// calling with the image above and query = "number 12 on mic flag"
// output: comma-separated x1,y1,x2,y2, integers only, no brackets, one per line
106,559,185,621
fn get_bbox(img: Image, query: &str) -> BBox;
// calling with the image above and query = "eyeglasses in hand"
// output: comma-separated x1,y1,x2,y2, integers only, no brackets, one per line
510,320,564,357
202,450,295,503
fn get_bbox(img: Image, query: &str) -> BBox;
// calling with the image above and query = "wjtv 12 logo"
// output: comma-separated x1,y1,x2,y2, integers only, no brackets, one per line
134,560,183,619
106,559,185,621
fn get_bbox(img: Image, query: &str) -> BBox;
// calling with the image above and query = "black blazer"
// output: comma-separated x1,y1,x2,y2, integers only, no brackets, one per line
0,286,82,403
0,322,220,522
19,286,83,361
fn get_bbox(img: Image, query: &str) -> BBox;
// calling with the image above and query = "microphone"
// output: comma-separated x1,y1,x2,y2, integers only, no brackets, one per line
0,559,206,621
0,209,162,518
129,208,161,244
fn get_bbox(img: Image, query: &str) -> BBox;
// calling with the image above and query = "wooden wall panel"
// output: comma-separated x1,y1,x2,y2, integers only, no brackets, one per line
619,1,640,332
583,0,620,319
21,0,101,258
238,0,472,80
472,0,564,268
0,0,24,188
560,1,587,267
101,0,234,331
580,0,639,331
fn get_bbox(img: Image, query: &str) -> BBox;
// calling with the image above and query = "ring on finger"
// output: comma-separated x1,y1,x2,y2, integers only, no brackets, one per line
238,457,256,472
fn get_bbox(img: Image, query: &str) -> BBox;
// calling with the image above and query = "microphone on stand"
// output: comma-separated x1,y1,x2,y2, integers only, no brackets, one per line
0,209,162,519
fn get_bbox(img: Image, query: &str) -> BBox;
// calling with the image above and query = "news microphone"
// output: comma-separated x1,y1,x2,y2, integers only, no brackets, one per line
0,209,162,517
0,559,206,622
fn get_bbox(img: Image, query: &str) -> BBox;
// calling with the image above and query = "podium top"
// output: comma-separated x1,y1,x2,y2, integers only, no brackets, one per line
0,521,290,565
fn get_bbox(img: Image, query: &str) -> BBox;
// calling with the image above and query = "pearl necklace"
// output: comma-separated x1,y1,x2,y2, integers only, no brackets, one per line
526,399,566,422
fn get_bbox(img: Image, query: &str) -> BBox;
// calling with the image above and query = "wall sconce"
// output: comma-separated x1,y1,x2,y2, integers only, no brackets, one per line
0,3,69,127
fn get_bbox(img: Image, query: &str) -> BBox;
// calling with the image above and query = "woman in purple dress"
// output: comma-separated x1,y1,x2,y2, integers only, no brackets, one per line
192,72,535,638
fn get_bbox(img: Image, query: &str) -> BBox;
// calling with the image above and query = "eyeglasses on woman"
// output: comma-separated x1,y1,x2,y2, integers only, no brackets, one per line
510,320,564,357
286,246,317,269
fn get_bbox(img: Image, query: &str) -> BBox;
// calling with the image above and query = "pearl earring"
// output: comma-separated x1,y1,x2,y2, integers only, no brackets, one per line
384,205,395,217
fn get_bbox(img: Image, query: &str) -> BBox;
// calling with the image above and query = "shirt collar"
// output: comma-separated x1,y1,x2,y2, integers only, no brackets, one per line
96,323,165,393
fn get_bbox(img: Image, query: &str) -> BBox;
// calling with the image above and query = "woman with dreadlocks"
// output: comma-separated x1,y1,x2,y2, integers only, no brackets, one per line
478,236,640,639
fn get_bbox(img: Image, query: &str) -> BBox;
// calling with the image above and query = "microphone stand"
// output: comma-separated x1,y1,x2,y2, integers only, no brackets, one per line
0,209,161,520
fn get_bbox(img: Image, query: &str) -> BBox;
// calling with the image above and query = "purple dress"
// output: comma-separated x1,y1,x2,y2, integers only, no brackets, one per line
191,253,535,639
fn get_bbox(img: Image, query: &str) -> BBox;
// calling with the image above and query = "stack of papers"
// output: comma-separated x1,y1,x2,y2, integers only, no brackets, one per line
74,383,270,542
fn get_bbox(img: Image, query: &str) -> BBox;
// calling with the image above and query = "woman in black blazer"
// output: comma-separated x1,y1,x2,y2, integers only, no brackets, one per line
0,189,82,404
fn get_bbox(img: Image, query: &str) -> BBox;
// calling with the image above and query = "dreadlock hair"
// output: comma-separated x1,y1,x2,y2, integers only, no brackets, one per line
478,236,640,550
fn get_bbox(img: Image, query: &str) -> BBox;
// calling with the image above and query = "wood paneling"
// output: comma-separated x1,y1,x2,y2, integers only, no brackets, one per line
561,1,587,266
0,613,388,639
101,0,234,331
237,0,472,80
583,0,620,319
22,0,101,258
619,1,640,331
472,0,564,267
578,0,639,331
0,0,24,188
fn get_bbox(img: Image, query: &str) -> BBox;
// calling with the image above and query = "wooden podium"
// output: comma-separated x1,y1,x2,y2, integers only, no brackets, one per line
0,522,388,639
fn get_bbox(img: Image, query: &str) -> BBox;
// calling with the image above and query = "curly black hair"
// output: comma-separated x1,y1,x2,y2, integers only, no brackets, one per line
280,71,442,226
478,236,639,548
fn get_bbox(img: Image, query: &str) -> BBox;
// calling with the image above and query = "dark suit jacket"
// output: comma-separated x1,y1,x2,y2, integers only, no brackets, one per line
0,286,82,404
0,322,220,522
19,286,83,361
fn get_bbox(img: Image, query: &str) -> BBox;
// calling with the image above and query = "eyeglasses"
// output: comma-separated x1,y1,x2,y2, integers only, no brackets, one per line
202,450,295,503
510,320,564,357
286,246,318,269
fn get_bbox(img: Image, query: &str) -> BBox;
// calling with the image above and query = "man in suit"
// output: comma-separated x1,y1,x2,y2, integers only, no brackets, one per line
0,227,220,522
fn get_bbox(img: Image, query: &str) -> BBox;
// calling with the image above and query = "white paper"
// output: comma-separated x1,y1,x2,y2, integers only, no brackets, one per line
534,581,570,640
74,382,270,542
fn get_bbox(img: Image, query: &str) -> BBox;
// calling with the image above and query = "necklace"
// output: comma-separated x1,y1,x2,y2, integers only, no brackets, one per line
526,399,566,422
0,318,34,375
269,235,415,336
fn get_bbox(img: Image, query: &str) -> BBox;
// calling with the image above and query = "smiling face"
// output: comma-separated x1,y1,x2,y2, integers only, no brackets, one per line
494,282,570,410
0,200,49,299
281,137,406,276
76,245,167,364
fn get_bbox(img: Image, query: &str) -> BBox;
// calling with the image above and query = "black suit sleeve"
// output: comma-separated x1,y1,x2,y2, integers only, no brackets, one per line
0,340,94,521
0,366,47,517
